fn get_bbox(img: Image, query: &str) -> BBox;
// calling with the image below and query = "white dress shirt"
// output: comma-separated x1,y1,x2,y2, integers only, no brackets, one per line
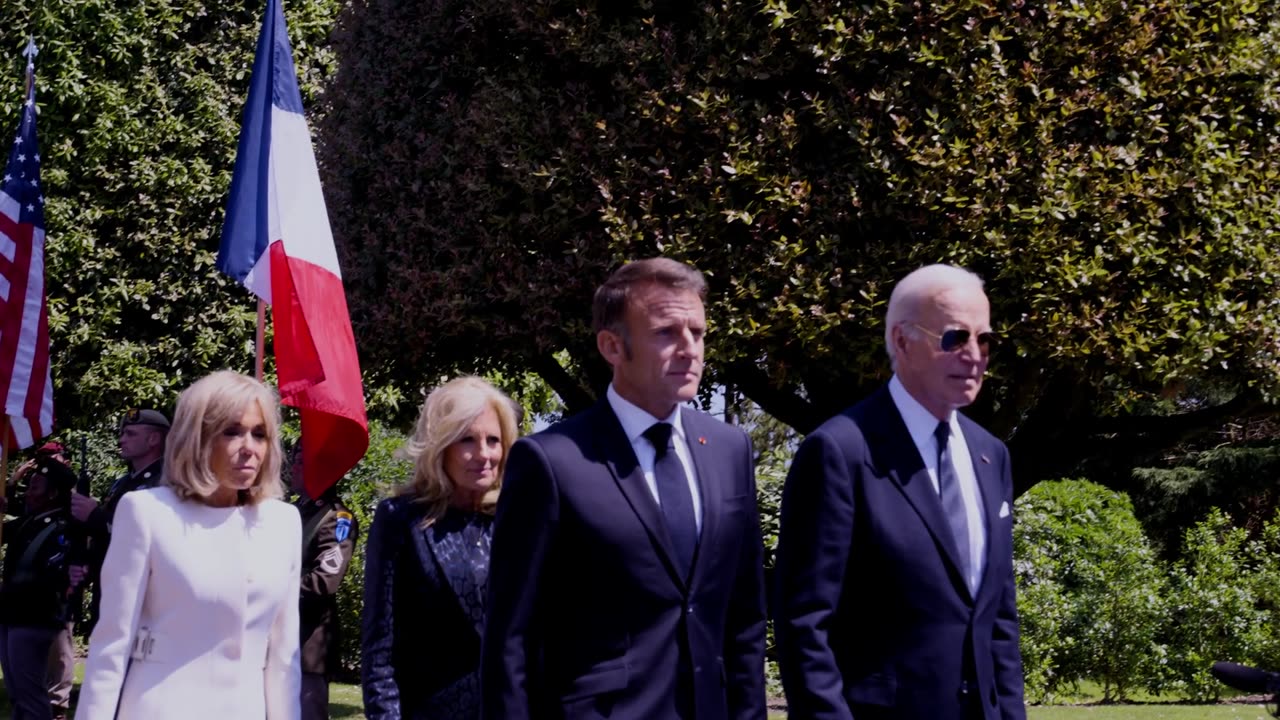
607,385,703,531
888,375,988,593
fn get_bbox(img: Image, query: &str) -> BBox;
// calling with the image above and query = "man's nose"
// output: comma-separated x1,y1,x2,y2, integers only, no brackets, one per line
675,327,698,355
956,336,985,362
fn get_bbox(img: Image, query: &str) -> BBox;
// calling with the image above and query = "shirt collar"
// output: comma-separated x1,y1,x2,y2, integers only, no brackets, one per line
607,384,686,444
888,374,957,450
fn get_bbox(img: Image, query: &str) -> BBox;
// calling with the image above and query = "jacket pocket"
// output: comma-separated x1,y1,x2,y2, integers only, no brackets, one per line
561,657,629,702
845,671,896,707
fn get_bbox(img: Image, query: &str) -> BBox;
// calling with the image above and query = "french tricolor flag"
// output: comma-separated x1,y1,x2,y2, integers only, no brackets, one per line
218,0,369,498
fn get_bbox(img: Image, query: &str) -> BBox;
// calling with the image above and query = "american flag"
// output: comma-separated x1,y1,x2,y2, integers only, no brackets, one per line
0,40,53,448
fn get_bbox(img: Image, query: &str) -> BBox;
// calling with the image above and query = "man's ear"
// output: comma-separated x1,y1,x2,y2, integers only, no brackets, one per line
597,330,624,367
147,430,164,451
890,324,910,359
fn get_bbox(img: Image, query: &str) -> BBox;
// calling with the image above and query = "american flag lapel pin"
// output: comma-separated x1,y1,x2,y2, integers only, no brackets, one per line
980,454,991,464
698,436,707,445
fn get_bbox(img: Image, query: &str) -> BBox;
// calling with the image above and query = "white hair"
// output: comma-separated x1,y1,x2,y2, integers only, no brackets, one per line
883,264,986,366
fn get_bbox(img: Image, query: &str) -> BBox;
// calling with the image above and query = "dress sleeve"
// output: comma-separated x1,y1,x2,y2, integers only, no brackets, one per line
265,504,303,720
361,499,404,720
75,492,153,720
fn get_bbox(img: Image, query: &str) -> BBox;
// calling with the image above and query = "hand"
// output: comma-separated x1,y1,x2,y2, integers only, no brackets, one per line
68,564,87,588
70,493,98,522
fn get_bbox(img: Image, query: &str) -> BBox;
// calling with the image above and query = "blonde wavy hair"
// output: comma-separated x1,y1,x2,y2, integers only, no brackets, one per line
397,376,521,526
164,371,284,506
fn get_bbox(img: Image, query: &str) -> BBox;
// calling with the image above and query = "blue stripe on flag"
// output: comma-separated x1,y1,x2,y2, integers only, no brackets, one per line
218,0,304,282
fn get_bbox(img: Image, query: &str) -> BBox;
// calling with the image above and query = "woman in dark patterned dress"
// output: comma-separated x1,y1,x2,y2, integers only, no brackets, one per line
361,376,521,720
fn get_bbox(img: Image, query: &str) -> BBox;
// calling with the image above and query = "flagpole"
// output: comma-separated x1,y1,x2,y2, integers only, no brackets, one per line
255,299,266,381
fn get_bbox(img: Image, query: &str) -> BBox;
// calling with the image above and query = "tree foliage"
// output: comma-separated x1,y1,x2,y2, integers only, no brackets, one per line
2,0,340,426
322,0,1280,487
1132,442,1280,555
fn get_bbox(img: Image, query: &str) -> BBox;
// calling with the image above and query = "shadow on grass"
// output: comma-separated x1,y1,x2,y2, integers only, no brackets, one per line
329,700,366,719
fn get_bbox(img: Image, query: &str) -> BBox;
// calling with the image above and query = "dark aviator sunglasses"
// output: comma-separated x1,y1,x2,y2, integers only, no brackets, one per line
910,323,998,354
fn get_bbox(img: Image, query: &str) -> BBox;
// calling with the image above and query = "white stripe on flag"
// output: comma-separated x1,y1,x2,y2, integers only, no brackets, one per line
37,364,52,435
0,231,13,263
0,274,10,302
5,227,42,418
269,107,342,278
10,416,32,448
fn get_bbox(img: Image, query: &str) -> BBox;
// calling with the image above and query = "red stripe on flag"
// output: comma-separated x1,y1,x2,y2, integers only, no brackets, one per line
0,213,34,386
0,206,46,449
23,290,49,422
268,242,369,498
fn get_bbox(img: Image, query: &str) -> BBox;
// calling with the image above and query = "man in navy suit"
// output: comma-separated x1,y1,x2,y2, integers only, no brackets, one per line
774,264,1025,720
481,257,767,720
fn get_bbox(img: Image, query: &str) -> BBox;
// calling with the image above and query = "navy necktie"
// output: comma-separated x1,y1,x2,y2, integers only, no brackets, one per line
934,421,972,587
643,422,698,579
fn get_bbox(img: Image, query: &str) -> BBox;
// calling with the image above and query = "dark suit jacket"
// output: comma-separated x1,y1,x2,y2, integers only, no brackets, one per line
361,497,490,720
773,385,1025,720
297,494,358,676
480,400,768,720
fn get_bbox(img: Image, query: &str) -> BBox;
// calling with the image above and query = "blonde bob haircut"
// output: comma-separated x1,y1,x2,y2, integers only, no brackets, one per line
397,376,521,527
164,370,285,506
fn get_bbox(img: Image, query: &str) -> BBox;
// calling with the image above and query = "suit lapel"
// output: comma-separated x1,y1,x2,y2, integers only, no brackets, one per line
866,388,974,603
682,409,718,590
593,402,687,590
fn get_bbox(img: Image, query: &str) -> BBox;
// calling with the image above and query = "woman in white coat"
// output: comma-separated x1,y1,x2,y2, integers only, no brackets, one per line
76,371,302,720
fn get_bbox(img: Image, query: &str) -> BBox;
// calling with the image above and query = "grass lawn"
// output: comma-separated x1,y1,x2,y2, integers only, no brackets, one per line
331,681,1276,719
1029,707,1273,719
0,666,1271,719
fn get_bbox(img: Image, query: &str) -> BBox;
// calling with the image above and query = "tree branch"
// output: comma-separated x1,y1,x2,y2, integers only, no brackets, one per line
531,352,596,415
727,363,821,434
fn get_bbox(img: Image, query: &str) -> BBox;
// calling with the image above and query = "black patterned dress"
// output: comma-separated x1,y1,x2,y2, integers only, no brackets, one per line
418,508,492,715
361,499,494,720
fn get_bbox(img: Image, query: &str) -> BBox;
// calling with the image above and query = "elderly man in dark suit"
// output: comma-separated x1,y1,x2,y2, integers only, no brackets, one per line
774,264,1025,720
481,257,768,720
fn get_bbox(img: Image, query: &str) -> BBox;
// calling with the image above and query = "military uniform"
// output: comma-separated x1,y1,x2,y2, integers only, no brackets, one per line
0,463,74,720
295,492,358,720
82,457,162,633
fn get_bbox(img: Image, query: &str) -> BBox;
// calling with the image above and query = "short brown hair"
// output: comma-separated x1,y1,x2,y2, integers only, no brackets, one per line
592,257,707,337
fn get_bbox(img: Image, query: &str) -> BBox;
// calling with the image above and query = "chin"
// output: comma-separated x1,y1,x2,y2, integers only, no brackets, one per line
675,382,700,401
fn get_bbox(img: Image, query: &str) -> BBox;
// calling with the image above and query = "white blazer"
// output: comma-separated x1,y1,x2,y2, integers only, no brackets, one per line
76,486,302,720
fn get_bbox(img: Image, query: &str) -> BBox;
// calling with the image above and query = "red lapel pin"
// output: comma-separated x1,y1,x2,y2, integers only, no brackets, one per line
698,436,707,445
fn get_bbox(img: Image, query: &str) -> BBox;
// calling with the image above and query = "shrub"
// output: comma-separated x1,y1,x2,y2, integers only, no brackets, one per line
332,419,413,680
1014,479,1166,702
1164,509,1270,701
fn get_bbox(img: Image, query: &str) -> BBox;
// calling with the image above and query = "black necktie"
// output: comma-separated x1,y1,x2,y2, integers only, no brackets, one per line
934,421,972,587
643,422,698,579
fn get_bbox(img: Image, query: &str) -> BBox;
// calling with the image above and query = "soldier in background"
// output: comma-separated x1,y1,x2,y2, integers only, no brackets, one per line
69,408,168,634
0,457,77,720
25,444,76,720
291,445,359,720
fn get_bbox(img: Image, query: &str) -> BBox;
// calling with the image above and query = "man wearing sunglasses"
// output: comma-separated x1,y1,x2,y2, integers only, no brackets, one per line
774,264,1025,720
69,408,169,635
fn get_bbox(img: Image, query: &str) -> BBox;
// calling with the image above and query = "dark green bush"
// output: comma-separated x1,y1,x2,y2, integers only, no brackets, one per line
1014,479,1166,702
1163,509,1270,701
332,420,413,680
